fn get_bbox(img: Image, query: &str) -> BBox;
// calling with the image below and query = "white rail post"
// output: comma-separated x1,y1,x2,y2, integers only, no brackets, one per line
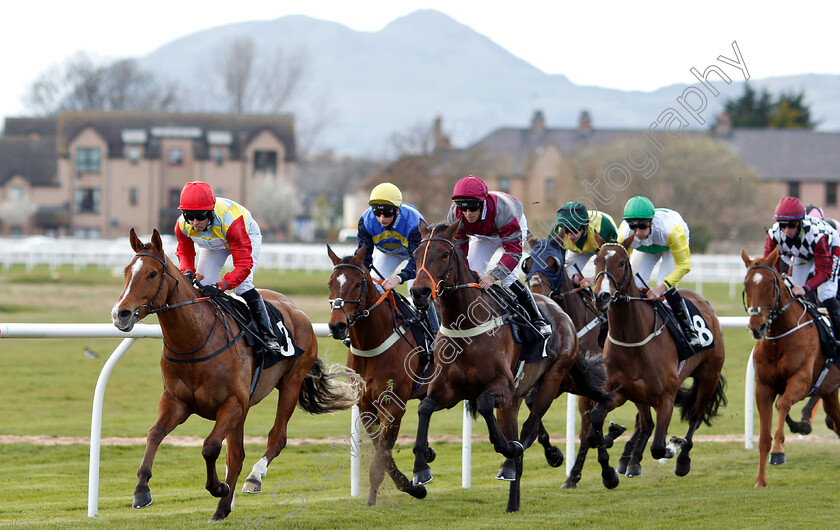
566,393,577,476
462,400,472,488
350,405,360,497
745,348,755,449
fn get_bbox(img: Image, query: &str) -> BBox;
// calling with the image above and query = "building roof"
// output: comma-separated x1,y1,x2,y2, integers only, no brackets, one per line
725,128,840,181
3,117,57,139
0,137,58,187
54,111,297,161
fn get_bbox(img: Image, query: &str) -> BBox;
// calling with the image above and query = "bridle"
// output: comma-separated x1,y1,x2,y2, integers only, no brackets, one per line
415,236,481,297
593,242,636,304
328,263,390,326
743,263,805,336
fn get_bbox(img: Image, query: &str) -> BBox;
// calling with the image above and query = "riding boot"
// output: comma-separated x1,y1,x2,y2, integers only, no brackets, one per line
242,288,284,355
821,297,840,358
509,280,552,339
664,287,701,348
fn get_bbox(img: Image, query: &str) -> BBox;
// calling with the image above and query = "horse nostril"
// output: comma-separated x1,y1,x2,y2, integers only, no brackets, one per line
596,292,611,307
118,309,132,320
411,287,431,308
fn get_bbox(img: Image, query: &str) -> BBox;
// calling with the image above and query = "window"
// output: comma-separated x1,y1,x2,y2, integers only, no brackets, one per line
254,150,277,175
10,185,24,202
787,181,800,197
75,188,101,213
827,182,837,206
128,146,141,164
545,179,556,197
213,147,225,166
76,147,101,173
129,188,138,206
497,177,511,194
169,189,182,208
168,147,184,166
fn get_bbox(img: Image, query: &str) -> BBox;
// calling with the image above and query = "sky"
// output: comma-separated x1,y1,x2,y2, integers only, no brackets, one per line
2,0,837,124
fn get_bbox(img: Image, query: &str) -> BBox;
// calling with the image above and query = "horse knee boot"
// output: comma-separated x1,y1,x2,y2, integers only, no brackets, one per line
510,281,552,339
242,289,283,354
664,288,701,347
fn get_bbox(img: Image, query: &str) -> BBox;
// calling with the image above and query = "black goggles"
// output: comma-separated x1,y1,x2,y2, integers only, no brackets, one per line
627,220,652,230
372,206,397,218
455,200,483,212
562,223,586,234
182,210,211,222
778,220,801,229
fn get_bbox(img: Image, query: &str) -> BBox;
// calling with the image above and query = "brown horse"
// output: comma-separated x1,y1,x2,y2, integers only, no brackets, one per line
326,244,433,505
741,248,840,487
588,236,727,479
522,235,625,489
111,229,360,520
409,222,611,512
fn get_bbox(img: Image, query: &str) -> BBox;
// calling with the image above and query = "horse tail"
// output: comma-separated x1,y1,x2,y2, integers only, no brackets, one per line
569,351,611,406
296,358,364,414
676,374,728,427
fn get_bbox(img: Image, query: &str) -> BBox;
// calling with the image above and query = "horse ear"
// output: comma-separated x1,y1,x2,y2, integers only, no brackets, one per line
740,248,752,267
592,230,606,248
526,234,537,249
768,247,779,267
444,218,462,239
327,244,341,266
622,233,635,250
129,228,141,252
547,256,560,273
418,219,430,240
352,242,366,266
151,229,163,251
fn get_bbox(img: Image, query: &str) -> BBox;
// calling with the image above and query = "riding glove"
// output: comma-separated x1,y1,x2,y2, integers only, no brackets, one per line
201,283,223,298
183,270,195,283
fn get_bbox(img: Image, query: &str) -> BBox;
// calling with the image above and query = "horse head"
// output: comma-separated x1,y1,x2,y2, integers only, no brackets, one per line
411,220,464,311
741,247,783,340
326,243,372,340
522,235,565,297
112,228,181,332
592,234,636,312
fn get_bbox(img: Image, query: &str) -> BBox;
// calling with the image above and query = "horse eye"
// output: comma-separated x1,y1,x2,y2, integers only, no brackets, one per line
149,271,158,279
441,252,450,259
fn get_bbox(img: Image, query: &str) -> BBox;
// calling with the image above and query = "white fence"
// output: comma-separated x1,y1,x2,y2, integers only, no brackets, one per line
1,317,753,518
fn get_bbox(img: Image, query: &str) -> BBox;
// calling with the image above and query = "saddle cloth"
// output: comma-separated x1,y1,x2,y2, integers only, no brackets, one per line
487,285,548,365
803,303,840,366
653,298,715,361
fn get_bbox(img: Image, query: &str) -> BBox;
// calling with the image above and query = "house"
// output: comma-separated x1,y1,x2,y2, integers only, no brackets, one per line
0,111,296,238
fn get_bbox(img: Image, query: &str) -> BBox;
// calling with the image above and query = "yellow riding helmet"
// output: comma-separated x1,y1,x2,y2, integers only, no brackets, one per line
369,183,403,207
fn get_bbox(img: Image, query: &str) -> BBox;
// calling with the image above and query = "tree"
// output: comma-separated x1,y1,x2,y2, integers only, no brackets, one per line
248,176,299,240
24,52,179,115
717,83,816,130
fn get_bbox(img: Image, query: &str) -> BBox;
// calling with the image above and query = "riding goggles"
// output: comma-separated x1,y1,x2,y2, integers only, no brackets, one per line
777,220,801,229
626,219,652,230
455,199,483,212
182,210,212,222
372,206,397,218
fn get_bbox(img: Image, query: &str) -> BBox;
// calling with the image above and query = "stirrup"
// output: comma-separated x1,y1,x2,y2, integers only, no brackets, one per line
536,320,552,339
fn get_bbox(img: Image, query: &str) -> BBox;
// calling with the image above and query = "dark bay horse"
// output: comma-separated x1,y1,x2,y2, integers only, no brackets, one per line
589,236,727,479
111,229,360,520
522,235,625,489
741,248,840,487
326,244,432,505
409,222,611,512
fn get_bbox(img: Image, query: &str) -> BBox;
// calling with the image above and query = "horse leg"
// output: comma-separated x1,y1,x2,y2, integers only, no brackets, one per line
525,391,563,467
477,390,522,459
211,420,245,521
820,389,840,438
770,379,809,467
616,414,641,475
786,394,819,435
202,397,245,503
754,383,775,488
674,370,723,477
370,396,427,505
562,398,593,489
627,407,655,478
586,401,619,489
133,392,189,509
412,396,437,486
496,399,523,482
650,397,675,461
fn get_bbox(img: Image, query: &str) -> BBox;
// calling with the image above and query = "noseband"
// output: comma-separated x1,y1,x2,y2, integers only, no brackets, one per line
328,263,371,326
593,243,633,303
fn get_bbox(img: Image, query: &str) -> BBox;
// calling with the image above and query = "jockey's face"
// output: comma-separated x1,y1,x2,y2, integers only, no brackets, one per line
780,220,801,238
565,225,585,242
189,217,211,232
627,219,651,241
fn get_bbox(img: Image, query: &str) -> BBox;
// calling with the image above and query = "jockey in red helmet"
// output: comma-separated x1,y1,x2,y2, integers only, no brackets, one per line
448,175,551,338
175,181,283,355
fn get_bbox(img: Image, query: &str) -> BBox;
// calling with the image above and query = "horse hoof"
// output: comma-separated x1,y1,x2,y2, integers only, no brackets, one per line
795,422,813,435
675,459,691,477
544,446,564,468
495,462,516,481
560,478,578,489
209,482,231,498
413,468,433,486
602,469,620,489
826,417,835,432
425,447,436,464
132,491,152,509
408,485,427,499
663,448,675,459
769,453,786,466
608,421,627,439
616,457,630,475
625,464,642,478
242,478,262,494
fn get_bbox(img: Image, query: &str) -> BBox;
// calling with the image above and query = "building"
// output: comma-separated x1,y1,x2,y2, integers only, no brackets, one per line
0,111,296,238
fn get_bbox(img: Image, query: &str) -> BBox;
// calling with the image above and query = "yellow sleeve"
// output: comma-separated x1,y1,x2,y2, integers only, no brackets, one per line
664,224,691,287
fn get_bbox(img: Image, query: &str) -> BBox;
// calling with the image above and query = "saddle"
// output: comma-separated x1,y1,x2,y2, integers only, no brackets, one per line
652,298,714,361
391,292,438,367
801,303,840,365
486,285,549,365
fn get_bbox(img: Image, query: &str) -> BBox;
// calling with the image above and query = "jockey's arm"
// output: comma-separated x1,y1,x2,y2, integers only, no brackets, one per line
220,216,254,291
660,224,692,292
356,217,375,270
174,218,196,275
804,236,833,292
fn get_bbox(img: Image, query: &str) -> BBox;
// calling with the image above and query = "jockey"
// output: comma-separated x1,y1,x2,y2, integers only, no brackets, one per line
618,195,701,347
175,181,282,355
447,175,551,338
357,183,426,293
551,200,618,287
765,197,840,344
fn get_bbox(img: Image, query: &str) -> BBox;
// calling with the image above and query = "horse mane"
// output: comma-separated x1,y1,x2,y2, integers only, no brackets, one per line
429,222,449,235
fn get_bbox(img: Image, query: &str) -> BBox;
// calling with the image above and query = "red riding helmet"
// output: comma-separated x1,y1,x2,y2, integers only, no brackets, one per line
178,181,216,211
452,175,488,201
774,197,805,220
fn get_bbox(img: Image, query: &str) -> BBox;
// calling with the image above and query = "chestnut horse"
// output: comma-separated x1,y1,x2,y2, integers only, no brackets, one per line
741,248,840,487
589,236,727,479
326,244,433,505
409,222,611,512
111,229,360,520
522,235,625,489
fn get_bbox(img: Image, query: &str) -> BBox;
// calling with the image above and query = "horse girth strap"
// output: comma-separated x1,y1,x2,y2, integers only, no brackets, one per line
607,322,667,348
162,330,245,363
439,315,506,338
349,325,410,357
